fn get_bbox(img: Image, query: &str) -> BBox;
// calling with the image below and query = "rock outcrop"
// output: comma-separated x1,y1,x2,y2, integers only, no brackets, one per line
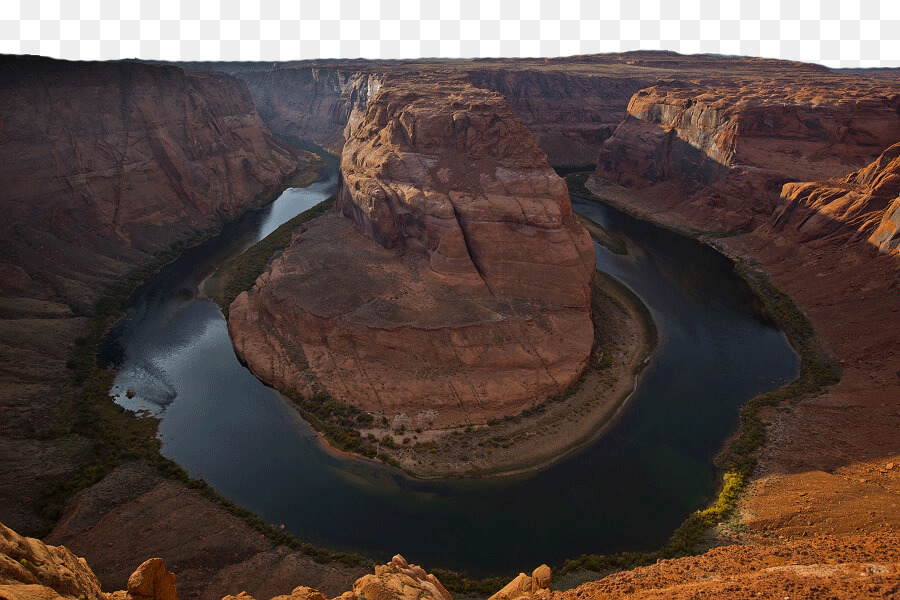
595,75,900,231
0,522,111,600
487,565,551,600
228,81,595,427
112,559,178,600
770,141,900,254
219,556,452,600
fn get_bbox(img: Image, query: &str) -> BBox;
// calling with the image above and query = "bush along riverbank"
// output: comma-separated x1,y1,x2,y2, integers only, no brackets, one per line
553,171,842,578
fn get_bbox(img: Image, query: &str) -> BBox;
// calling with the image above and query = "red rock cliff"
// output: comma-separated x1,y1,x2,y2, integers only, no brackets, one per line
769,141,900,254
0,55,315,536
595,73,900,231
228,81,595,427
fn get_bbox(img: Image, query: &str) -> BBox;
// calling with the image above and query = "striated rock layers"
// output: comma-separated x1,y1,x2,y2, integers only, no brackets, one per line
238,67,383,154
595,74,900,231
0,55,312,311
770,141,900,255
228,82,595,427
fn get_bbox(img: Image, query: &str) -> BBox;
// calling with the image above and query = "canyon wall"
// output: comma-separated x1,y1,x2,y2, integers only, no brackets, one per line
0,55,315,537
228,80,595,427
234,59,657,166
238,67,384,154
595,76,900,230
0,55,313,311
460,68,642,167
769,141,900,254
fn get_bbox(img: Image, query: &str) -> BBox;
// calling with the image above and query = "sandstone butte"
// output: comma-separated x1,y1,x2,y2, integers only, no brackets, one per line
227,81,596,427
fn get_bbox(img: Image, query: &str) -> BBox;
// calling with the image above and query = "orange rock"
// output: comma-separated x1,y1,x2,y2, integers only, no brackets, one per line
0,522,106,600
126,558,178,600
351,556,450,600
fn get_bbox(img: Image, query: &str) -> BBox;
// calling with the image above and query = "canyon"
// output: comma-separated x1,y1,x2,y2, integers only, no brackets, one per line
0,50,899,600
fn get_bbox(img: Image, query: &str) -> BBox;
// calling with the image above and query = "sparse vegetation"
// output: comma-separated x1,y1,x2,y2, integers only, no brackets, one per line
214,195,335,316
35,167,372,572
556,169,841,575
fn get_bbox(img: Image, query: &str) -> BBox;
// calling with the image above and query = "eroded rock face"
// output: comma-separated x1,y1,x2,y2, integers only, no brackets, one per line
769,141,900,254
596,78,900,231
337,82,594,306
0,55,311,311
228,82,595,427
0,521,106,600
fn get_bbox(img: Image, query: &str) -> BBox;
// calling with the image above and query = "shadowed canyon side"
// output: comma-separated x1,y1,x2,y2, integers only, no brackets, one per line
0,55,315,313
0,54,320,550
228,81,595,430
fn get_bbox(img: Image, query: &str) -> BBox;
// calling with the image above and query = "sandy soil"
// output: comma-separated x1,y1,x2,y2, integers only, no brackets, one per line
551,531,900,600
365,268,656,478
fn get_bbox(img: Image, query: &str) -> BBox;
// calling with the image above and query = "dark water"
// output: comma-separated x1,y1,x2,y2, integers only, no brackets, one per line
103,174,799,577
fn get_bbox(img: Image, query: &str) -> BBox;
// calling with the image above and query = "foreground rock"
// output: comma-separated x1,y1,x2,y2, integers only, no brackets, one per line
487,565,551,600
0,522,106,600
228,81,595,427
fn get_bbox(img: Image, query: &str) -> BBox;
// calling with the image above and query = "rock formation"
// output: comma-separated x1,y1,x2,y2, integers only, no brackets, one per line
0,522,107,600
487,565,551,600
770,141,900,254
228,81,595,427
110,559,178,600
595,77,900,231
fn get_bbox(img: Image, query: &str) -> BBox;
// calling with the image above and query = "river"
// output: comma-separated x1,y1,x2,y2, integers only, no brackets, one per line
102,167,799,576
